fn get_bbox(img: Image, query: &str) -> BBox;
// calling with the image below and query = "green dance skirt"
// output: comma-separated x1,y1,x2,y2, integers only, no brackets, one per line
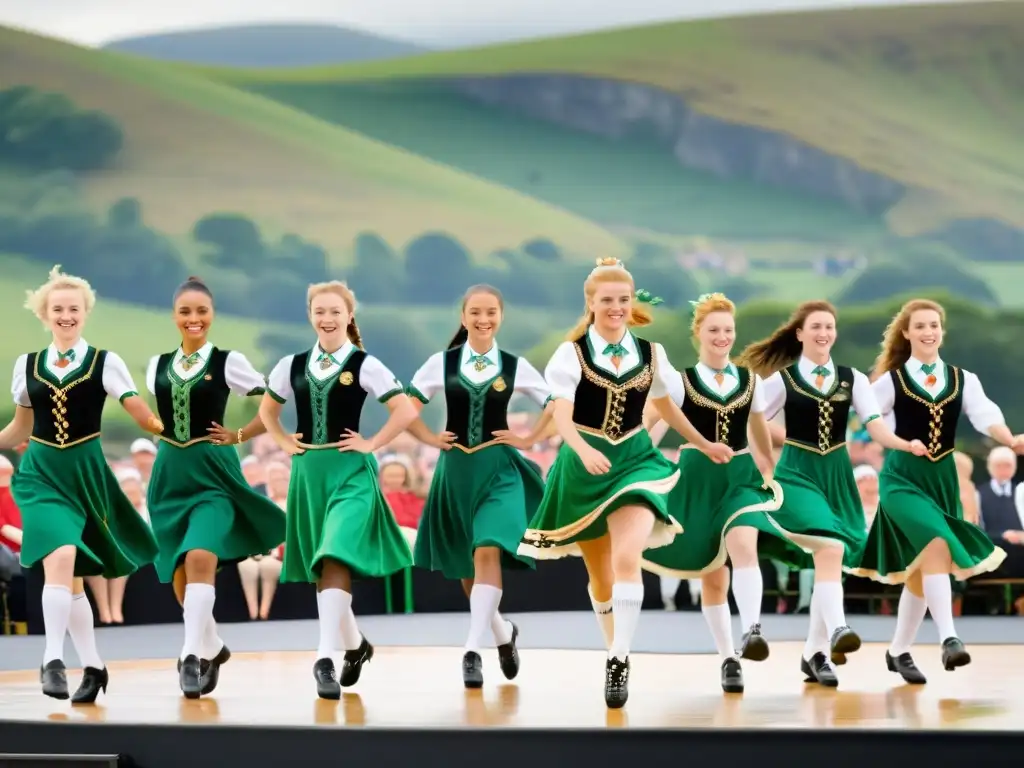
767,444,870,570
147,439,286,582
642,449,783,578
13,437,158,578
415,444,541,580
518,428,680,560
851,451,1005,583
281,448,413,583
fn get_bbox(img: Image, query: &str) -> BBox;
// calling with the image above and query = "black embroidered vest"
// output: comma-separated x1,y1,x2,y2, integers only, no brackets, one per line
153,348,230,445
781,364,854,454
571,336,653,441
443,347,519,449
290,349,368,445
889,365,963,461
679,366,754,451
25,348,108,448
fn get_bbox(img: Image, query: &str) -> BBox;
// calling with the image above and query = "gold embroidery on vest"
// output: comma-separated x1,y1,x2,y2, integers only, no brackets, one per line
895,367,961,460
574,344,653,441
32,351,100,448
681,370,753,446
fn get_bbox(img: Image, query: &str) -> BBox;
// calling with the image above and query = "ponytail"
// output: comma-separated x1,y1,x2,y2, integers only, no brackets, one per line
347,318,365,350
447,325,469,349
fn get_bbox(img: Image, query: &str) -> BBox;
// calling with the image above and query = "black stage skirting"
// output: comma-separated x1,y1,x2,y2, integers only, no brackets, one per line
1,721,1023,768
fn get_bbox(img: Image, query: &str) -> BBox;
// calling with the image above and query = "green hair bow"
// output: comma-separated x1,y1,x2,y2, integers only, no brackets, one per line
635,288,664,306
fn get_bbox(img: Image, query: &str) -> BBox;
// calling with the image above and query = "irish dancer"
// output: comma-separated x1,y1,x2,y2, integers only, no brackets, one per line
145,276,286,698
259,280,417,699
406,284,552,688
518,258,733,708
641,293,783,694
0,265,162,702
852,298,1017,683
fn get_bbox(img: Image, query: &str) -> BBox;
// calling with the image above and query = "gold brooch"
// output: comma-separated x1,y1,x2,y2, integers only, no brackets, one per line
204,375,213,381
339,371,354,386
492,377,506,392
832,391,850,402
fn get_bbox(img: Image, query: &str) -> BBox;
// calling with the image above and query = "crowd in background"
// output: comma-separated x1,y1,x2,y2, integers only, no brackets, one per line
4,406,1024,635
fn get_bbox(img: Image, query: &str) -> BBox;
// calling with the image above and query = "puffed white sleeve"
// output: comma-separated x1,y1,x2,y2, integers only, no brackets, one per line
144,356,159,396
408,353,444,404
11,355,29,408
851,369,882,425
962,370,1006,434
224,351,267,397
360,355,405,403
750,374,768,414
544,342,582,403
513,357,552,408
649,343,678,401
102,352,140,402
870,373,897,431
266,356,294,404
661,355,685,407
759,372,786,421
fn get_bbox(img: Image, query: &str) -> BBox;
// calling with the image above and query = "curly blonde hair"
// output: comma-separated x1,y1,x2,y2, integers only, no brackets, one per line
691,293,735,334
735,300,837,377
24,264,97,327
307,280,364,350
871,298,945,381
565,258,654,341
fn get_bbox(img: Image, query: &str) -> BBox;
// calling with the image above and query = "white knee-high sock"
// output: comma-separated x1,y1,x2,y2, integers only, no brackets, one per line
465,584,502,653
588,583,614,650
339,605,362,651
609,582,644,660
316,588,349,659
42,585,72,665
701,602,736,659
181,583,216,661
814,581,847,638
889,587,928,656
67,592,104,669
731,567,763,628
201,616,224,660
922,574,957,642
490,611,513,645
803,590,830,660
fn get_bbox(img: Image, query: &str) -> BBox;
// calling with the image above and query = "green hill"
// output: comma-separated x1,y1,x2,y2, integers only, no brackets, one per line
0,26,625,262
202,1,1024,238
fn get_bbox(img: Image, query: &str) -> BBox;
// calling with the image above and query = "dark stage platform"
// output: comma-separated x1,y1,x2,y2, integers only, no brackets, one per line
2,644,1024,767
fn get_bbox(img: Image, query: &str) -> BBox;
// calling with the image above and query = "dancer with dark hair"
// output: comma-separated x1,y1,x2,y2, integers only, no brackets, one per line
0,265,162,702
852,298,1018,683
260,280,417,699
737,300,927,688
406,284,553,688
518,258,734,708
145,276,286,698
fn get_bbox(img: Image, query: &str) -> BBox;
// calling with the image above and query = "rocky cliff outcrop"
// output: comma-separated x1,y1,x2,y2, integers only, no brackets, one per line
447,73,904,215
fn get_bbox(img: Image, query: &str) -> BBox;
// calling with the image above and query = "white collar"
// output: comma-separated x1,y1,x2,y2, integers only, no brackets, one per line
316,340,352,362
907,355,942,372
697,360,734,375
48,337,88,359
462,342,498,362
176,342,213,360
800,355,834,371
587,325,631,352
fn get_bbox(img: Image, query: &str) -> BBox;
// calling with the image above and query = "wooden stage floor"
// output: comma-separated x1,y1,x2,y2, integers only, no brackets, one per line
1,642,1021,730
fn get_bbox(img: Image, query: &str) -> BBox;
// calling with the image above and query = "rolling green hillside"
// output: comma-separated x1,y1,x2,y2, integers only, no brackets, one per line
0,27,625,261
203,1,1024,237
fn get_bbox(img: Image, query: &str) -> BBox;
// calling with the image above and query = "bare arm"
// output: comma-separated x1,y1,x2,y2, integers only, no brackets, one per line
120,395,163,435
650,395,714,452
864,418,924,453
767,420,785,448
551,398,590,454
366,394,418,452
0,407,33,451
258,394,303,455
0,524,22,547
747,411,775,477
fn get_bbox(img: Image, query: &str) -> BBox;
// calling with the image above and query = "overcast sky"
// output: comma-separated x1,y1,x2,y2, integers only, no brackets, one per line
0,0,969,47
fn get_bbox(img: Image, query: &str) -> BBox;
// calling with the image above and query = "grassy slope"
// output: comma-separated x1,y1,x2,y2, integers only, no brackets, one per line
203,2,1024,235
0,27,625,262
236,80,888,246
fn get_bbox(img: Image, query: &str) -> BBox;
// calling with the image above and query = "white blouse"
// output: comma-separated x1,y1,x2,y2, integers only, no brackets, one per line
410,343,550,408
266,341,403,404
662,360,768,414
545,327,675,403
871,356,1005,435
760,357,880,427
12,338,139,407
145,342,266,397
